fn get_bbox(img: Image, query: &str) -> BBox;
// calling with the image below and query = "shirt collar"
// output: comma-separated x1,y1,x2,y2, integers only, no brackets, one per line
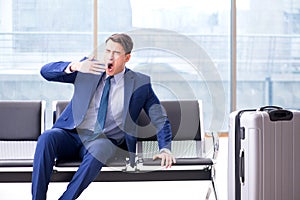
104,67,125,83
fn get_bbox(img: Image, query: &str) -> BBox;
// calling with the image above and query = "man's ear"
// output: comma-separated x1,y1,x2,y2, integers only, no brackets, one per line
125,54,131,62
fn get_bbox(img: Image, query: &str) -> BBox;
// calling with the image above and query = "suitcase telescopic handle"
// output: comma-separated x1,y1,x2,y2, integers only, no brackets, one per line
258,105,282,111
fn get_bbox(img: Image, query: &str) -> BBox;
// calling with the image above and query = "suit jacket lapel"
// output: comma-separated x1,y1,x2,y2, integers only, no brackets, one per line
123,68,134,126
73,72,103,125
123,69,138,167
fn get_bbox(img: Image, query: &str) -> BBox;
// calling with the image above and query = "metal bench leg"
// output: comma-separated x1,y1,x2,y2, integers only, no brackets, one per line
210,165,218,200
211,179,218,200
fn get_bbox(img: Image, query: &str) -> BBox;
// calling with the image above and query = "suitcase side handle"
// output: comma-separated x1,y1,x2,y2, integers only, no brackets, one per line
268,110,293,121
258,106,293,121
239,149,245,185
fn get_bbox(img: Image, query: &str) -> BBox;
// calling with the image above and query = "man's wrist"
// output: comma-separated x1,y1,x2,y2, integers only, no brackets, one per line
160,148,172,155
65,62,76,73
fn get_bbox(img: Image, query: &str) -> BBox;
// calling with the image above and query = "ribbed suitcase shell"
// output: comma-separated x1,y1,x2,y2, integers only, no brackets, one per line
228,109,300,200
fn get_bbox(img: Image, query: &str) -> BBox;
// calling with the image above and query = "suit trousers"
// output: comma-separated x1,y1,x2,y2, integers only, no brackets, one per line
32,128,118,200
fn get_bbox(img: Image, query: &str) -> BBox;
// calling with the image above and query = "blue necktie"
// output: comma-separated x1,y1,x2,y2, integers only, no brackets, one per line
94,75,113,134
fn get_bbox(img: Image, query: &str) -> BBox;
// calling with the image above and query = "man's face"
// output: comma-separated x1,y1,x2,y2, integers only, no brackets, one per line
104,39,131,76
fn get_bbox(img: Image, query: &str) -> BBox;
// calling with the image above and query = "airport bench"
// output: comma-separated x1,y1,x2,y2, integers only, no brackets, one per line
0,100,219,199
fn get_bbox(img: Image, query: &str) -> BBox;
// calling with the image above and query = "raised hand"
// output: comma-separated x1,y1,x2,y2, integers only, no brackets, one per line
70,57,106,75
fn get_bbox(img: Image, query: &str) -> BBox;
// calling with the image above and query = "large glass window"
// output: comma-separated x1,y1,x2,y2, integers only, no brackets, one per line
236,0,300,110
0,0,230,131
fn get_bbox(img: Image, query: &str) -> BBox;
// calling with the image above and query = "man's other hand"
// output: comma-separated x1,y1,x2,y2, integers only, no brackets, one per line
153,150,176,169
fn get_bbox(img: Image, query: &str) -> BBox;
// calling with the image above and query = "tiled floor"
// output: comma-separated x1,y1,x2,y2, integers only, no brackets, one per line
0,138,229,200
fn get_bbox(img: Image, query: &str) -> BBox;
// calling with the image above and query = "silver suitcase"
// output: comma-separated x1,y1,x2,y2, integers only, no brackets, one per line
228,106,300,200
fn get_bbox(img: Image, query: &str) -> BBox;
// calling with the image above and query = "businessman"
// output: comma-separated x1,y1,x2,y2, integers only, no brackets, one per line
32,33,176,200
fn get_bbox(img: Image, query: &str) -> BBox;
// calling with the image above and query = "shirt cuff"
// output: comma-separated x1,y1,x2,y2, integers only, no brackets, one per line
64,62,75,74
160,148,172,155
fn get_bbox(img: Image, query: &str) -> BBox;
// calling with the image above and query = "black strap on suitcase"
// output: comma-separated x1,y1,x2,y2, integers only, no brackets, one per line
234,109,256,200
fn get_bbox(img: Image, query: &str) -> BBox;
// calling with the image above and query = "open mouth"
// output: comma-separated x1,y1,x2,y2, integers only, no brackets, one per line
108,63,113,69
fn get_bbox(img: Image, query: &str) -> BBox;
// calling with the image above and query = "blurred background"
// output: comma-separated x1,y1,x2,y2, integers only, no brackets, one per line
1,0,299,132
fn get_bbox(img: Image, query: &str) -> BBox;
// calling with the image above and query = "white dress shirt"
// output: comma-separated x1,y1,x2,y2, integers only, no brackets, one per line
77,68,125,141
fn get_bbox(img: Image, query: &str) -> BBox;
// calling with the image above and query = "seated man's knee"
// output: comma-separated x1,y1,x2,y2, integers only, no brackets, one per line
37,128,62,147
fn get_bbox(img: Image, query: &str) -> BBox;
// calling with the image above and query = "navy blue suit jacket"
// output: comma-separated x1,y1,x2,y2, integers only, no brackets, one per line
40,60,172,165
